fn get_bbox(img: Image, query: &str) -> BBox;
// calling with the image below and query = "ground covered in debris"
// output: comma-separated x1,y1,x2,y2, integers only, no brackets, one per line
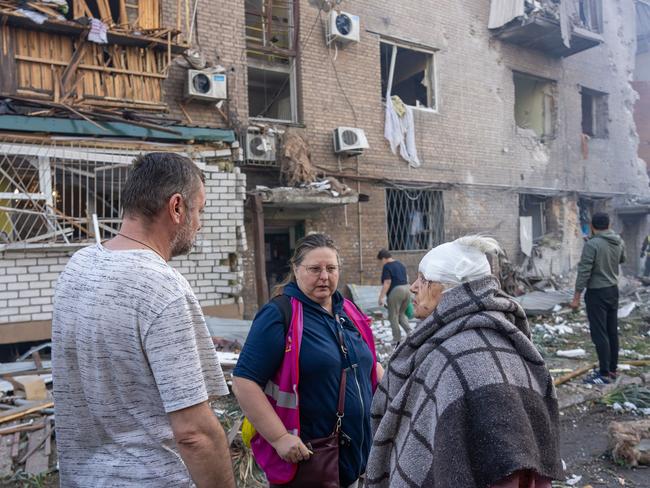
560,404,649,487
0,283,648,488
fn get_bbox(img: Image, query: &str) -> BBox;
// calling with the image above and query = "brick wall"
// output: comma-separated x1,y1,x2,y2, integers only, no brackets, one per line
221,0,650,317
0,165,247,326
160,0,248,128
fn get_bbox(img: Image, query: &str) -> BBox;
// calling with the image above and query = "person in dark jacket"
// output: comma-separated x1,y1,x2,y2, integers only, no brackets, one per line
376,249,411,344
232,234,383,488
571,212,626,384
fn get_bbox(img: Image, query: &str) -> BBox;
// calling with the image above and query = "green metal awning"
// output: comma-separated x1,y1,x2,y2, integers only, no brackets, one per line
0,115,236,144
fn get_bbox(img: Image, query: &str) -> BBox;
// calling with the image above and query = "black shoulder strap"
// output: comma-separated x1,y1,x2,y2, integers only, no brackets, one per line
271,294,292,335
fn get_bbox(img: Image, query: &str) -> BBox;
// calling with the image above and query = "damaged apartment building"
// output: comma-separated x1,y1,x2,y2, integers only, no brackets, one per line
233,0,650,316
1,0,649,331
0,0,247,344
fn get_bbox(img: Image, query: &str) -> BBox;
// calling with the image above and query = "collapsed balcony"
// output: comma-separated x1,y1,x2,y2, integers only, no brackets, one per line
489,0,604,57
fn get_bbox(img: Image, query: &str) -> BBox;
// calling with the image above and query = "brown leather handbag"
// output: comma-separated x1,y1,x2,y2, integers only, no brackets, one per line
278,326,350,488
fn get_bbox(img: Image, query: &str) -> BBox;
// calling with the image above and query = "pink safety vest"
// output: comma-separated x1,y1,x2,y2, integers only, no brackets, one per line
251,297,378,485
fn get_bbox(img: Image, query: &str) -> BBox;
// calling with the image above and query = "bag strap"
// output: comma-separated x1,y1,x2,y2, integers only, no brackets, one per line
271,294,292,335
333,315,348,435
274,294,348,434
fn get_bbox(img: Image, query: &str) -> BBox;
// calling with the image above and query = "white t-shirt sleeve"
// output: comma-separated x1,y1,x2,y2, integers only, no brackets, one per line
143,295,229,413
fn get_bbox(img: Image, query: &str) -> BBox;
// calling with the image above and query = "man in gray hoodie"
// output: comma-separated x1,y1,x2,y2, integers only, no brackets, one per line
571,212,626,384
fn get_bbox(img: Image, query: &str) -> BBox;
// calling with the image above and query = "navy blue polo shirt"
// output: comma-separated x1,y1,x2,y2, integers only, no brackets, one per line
233,282,374,486
381,260,408,296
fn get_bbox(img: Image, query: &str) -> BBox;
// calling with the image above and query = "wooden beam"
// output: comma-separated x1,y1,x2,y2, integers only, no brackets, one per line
0,402,54,425
251,194,269,308
18,55,168,79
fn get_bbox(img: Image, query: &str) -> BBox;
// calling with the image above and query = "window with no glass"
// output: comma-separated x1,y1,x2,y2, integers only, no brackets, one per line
513,72,556,139
245,0,297,122
581,87,608,138
380,41,437,110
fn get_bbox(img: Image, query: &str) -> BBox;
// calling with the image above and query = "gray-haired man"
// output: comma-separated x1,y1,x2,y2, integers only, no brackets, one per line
53,153,235,487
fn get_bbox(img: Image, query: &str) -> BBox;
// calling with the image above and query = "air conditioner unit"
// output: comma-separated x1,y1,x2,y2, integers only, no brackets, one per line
246,132,277,162
185,69,227,101
333,127,369,155
326,10,360,45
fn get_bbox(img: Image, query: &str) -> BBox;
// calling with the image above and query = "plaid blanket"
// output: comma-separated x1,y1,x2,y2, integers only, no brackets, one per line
367,276,563,488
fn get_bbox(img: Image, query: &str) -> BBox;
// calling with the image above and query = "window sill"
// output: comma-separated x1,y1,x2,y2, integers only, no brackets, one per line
249,117,305,128
382,100,438,114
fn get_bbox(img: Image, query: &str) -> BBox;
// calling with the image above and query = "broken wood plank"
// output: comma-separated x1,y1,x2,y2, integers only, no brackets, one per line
0,402,54,425
0,22,16,94
179,102,193,125
23,427,49,474
553,363,597,386
60,31,89,96
10,432,19,459
0,427,14,476
0,420,45,436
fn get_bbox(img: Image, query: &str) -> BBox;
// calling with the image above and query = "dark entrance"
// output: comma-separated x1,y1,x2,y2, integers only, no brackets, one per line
264,222,305,294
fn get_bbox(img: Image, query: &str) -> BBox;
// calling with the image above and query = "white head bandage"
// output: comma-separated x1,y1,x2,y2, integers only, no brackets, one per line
418,235,502,285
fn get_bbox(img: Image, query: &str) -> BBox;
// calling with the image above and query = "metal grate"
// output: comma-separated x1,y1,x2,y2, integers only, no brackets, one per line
0,142,132,249
386,188,444,251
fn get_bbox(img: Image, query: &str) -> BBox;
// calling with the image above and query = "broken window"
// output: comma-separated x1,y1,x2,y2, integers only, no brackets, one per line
513,72,556,139
0,142,131,248
578,0,603,33
386,189,444,251
245,0,297,122
380,41,437,110
581,87,608,138
65,0,161,30
519,194,549,242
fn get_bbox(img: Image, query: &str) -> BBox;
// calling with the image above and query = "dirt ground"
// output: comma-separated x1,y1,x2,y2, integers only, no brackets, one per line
560,403,649,487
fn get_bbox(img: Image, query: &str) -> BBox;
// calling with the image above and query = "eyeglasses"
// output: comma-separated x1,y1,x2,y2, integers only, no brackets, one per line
300,264,340,276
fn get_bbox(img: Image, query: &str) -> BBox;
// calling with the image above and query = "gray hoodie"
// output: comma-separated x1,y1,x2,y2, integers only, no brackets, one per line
575,229,626,292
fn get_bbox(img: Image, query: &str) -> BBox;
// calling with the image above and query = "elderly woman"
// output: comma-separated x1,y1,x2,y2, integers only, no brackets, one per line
366,236,563,488
233,233,383,488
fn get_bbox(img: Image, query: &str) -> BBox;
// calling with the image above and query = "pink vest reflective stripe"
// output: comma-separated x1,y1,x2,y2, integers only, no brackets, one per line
251,297,377,485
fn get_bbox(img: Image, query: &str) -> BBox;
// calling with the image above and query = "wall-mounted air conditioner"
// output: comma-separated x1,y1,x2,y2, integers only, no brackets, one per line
246,132,277,162
185,69,227,101
333,127,369,155
326,10,360,45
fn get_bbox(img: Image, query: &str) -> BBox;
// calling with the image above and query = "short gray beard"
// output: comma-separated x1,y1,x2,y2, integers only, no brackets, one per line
170,214,195,258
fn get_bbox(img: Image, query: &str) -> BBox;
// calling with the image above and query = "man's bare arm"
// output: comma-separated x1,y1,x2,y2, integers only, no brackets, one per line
168,401,236,488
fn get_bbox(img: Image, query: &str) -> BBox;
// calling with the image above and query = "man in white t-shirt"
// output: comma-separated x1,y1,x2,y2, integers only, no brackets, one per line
53,152,236,487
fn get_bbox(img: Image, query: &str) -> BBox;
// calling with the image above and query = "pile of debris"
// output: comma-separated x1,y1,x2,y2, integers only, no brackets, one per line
0,344,55,483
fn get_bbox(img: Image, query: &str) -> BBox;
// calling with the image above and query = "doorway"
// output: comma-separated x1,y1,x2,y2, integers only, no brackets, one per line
264,221,305,294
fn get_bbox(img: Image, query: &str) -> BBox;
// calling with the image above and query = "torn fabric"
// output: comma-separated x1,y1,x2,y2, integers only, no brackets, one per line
88,19,108,44
384,95,421,168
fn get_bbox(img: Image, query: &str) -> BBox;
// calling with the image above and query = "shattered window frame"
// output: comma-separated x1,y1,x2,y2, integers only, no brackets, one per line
580,87,609,139
380,40,438,112
513,71,557,140
245,0,298,123
519,194,549,242
0,142,133,250
577,0,604,34
385,188,444,252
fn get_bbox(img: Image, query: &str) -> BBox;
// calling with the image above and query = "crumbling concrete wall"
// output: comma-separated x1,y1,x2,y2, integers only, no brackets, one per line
0,166,247,328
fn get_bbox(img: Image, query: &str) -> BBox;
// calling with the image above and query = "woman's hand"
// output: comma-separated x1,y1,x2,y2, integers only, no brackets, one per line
271,433,312,464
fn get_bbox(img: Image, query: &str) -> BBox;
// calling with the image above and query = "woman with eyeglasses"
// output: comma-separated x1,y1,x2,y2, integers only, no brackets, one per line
233,233,383,488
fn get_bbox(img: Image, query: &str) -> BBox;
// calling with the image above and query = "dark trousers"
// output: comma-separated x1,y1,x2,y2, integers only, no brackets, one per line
585,286,619,376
